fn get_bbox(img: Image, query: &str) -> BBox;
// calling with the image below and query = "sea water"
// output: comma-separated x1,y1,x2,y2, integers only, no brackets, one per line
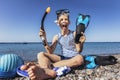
0,42,120,61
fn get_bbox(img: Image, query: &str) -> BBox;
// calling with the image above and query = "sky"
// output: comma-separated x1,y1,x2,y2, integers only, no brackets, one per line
0,0,120,42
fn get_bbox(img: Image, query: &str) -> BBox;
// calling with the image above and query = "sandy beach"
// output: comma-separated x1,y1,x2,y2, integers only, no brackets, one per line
0,54,120,80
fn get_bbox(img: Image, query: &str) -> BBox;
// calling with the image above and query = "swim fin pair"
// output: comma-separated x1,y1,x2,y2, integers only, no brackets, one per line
95,55,117,66
75,14,90,44
84,55,117,69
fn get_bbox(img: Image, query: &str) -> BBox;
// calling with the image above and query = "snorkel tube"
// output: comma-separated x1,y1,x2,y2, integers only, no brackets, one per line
41,7,51,31
40,7,51,46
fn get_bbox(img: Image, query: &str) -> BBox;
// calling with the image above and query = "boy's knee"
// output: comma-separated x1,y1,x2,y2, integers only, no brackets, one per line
74,55,84,66
37,52,45,59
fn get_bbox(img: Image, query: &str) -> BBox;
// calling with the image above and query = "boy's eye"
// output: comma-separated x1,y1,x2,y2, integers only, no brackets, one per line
59,19,63,22
61,19,63,21
65,18,68,20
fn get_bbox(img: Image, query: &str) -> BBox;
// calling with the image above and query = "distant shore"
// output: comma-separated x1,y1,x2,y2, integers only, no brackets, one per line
0,42,120,43
0,42,42,44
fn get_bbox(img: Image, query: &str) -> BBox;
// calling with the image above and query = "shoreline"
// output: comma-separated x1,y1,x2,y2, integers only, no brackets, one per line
0,42,120,44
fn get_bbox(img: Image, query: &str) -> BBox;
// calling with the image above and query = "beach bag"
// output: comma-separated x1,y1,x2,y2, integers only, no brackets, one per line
0,54,24,78
84,55,117,69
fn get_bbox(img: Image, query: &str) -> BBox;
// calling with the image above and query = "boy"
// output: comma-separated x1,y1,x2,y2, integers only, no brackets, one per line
21,9,86,80
38,9,85,68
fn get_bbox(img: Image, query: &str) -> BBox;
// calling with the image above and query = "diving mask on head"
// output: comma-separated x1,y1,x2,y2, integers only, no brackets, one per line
56,9,70,15
56,9,70,19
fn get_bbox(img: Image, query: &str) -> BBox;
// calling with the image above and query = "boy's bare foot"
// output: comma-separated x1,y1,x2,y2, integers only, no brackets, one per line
21,63,56,80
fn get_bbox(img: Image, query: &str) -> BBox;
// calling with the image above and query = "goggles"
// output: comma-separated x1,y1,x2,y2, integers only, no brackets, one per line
56,9,70,15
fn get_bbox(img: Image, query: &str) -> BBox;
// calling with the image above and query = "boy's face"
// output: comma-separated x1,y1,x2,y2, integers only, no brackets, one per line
57,14,70,30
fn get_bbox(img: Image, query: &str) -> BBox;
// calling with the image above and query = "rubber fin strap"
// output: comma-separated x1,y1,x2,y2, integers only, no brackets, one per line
76,14,90,30
85,55,98,69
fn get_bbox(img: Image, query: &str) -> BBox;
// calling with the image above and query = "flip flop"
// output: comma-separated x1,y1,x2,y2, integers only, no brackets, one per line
53,66,71,76
17,66,29,77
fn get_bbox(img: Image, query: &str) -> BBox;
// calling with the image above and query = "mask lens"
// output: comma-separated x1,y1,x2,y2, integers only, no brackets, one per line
56,9,69,15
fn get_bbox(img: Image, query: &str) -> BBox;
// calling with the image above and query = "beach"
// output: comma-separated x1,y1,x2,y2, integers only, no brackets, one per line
1,54,119,80
54,55,120,80
0,43,120,80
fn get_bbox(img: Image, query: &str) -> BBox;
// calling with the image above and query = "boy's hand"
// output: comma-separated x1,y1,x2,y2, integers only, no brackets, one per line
79,32,86,43
39,29,46,38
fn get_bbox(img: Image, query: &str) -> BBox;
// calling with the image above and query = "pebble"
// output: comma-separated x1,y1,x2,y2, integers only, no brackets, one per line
54,55,120,80
4,55,120,80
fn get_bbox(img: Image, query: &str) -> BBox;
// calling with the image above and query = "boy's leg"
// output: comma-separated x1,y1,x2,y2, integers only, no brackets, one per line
21,63,56,80
53,54,84,67
37,52,61,68
37,52,51,68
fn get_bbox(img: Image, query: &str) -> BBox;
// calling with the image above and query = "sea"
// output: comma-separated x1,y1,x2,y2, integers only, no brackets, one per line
0,42,120,62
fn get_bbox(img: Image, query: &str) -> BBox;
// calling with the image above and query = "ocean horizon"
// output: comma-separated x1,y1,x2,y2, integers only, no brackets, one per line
0,42,120,62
